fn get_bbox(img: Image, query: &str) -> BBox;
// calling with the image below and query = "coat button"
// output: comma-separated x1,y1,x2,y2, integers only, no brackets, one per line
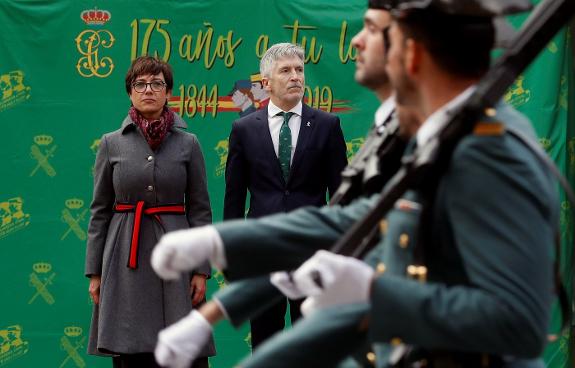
379,220,388,235
147,155,153,161
399,233,409,248
376,262,386,274
366,352,376,364
407,265,427,282
147,185,154,191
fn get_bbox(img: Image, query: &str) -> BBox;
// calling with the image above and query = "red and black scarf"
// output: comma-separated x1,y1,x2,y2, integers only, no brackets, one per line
129,106,174,150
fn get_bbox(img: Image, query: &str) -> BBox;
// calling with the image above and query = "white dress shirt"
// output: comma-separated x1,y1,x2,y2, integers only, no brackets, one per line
267,100,303,163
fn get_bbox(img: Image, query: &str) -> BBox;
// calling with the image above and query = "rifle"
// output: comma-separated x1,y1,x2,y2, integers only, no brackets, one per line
331,0,575,259
330,116,406,207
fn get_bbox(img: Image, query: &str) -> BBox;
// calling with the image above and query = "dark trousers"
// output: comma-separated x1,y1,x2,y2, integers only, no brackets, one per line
249,297,303,351
112,353,209,368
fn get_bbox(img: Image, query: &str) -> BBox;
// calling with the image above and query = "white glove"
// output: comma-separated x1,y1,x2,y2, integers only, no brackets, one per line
292,250,374,317
151,225,223,280
155,310,212,368
270,271,306,299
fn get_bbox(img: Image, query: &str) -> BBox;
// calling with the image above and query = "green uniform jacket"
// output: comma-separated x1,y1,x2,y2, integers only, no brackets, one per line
215,103,558,367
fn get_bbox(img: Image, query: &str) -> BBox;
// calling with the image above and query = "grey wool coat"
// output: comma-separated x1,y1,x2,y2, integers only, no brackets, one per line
85,112,216,357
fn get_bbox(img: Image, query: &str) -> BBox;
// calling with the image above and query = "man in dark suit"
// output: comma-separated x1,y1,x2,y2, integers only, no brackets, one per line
223,42,347,349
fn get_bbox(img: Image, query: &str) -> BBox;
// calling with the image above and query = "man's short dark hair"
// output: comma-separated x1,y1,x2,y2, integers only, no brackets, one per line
397,9,495,78
125,56,174,94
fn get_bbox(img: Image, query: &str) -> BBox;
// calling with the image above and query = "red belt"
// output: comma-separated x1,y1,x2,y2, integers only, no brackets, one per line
114,201,185,269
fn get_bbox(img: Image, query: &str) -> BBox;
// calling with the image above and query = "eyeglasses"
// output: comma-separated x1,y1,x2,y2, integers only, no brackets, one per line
132,80,166,93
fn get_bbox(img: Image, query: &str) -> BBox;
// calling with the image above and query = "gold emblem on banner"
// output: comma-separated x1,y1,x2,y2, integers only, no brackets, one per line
504,75,531,108
0,197,30,240
28,262,56,305
560,201,573,242
547,41,558,54
568,137,575,167
212,271,227,290
89,139,101,154
0,70,31,112
244,332,252,349
214,139,229,178
0,325,29,365
60,326,86,368
559,75,568,110
538,137,552,153
89,138,101,176
30,135,57,177
61,199,88,241
75,30,115,78
346,137,365,162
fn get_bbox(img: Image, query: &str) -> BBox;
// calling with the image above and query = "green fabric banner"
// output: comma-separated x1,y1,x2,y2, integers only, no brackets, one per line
0,1,572,367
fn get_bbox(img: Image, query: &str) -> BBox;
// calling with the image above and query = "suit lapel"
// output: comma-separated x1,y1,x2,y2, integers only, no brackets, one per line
289,104,315,182
255,107,285,180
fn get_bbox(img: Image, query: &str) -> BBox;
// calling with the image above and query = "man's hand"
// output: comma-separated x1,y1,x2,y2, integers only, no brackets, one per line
155,310,212,368
291,250,374,316
151,226,220,280
89,275,101,305
190,274,207,307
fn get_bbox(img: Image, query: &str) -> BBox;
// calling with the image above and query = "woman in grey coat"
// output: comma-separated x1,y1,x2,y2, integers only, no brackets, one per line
85,56,215,368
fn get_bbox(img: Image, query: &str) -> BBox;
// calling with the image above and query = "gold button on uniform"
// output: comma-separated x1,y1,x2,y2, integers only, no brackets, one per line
485,107,497,117
399,233,409,248
379,220,388,234
366,352,376,364
407,265,427,282
390,337,403,346
376,262,386,274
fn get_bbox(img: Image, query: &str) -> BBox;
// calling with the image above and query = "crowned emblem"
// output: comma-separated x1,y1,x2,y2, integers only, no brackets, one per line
60,326,86,367
80,8,111,26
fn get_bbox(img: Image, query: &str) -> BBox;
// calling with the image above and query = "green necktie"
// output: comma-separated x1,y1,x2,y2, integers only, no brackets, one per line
278,111,295,182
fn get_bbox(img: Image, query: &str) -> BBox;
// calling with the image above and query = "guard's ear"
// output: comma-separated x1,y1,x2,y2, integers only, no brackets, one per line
404,38,422,76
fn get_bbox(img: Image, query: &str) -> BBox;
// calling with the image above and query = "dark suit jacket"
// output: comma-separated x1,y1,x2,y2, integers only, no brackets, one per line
224,103,347,219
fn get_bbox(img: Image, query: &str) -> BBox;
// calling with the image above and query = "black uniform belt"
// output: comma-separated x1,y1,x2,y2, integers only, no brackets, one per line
114,201,185,269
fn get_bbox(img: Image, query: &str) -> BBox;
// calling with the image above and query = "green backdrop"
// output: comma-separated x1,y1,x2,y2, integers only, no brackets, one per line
0,1,572,367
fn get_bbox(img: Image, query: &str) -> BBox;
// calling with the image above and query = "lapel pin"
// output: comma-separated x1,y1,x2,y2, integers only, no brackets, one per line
306,121,311,127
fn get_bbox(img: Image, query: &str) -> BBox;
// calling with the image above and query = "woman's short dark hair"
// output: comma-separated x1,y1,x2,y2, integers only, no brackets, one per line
125,56,174,94
398,10,495,78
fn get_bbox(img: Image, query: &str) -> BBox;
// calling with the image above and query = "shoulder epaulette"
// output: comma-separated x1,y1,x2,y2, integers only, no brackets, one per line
473,121,505,136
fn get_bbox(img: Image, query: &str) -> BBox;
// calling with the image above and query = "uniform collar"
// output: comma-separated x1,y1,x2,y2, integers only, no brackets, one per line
120,110,187,134
416,86,475,148
375,96,395,127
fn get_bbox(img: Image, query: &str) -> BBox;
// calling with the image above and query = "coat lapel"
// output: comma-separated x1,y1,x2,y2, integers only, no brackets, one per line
289,104,315,182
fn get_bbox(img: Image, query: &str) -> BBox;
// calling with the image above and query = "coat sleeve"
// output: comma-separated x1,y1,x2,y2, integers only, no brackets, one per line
216,195,378,281
368,137,557,358
85,135,114,277
326,116,348,199
223,120,248,220
186,134,213,277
